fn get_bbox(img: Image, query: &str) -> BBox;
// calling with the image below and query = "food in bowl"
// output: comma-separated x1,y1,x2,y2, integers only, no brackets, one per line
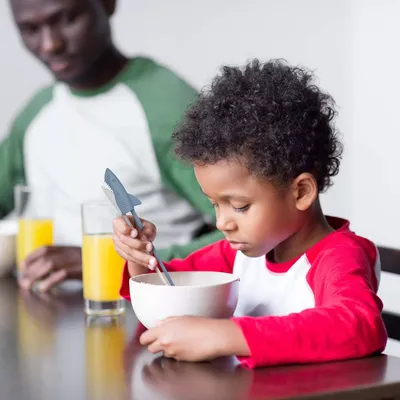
129,271,239,329
0,220,18,278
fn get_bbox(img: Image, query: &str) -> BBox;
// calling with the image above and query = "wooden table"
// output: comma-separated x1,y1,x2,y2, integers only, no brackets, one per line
1,276,400,400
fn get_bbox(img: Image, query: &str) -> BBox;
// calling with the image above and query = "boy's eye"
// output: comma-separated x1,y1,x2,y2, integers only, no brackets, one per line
233,205,250,213
211,203,219,208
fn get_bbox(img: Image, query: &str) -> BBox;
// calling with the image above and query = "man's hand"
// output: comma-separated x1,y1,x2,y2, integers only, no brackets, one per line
139,316,250,362
18,246,82,292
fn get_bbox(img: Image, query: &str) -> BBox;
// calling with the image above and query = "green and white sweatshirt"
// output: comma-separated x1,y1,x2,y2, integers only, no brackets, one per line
0,57,223,260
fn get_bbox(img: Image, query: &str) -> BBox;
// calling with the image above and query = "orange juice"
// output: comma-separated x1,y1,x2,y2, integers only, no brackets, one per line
85,321,126,399
17,219,53,269
82,234,125,302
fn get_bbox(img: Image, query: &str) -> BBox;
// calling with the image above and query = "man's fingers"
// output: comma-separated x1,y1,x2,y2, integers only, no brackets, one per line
37,269,68,292
20,249,78,289
22,246,81,270
64,264,83,280
21,246,52,269
19,260,53,289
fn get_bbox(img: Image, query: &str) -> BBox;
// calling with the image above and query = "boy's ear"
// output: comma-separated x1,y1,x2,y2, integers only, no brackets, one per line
291,173,318,211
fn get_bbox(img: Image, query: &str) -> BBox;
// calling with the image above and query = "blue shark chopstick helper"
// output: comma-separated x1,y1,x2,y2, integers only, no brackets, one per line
103,168,175,286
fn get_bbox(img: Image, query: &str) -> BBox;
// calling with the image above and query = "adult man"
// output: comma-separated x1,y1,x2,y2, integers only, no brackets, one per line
1,0,222,291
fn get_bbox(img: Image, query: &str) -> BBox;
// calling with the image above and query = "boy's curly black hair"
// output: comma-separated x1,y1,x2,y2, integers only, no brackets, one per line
173,59,343,192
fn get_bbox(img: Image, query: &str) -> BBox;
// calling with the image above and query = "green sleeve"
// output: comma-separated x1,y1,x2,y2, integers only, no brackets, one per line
0,134,24,218
157,229,224,261
123,57,224,260
0,86,53,218
155,147,225,261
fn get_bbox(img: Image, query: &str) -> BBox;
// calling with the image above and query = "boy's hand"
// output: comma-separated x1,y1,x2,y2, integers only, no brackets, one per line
139,316,250,362
112,216,159,276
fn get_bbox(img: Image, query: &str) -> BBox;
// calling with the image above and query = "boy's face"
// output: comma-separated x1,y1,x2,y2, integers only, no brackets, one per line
194,159,303,258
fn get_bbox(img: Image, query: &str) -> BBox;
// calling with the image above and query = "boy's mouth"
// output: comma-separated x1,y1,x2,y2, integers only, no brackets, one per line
228,241,248,251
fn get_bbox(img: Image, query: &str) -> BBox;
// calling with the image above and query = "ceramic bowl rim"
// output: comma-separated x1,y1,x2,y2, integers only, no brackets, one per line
129,271,240,289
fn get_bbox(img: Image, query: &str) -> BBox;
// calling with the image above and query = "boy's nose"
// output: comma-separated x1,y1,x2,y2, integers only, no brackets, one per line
216,215,236,233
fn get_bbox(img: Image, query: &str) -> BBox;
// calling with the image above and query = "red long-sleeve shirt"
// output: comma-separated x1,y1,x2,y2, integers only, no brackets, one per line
120,216,387,368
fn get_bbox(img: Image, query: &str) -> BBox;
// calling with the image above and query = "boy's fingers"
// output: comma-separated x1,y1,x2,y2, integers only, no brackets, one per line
141,220,157,242
113,226,137,242
117,234,149,253
130,250,157,269
114,216,156,240
115,247,132,263
113,237,135,259
147,341,163,355
113,235,156,268
140,327,159,346
126,215,135,225
113,217,132,235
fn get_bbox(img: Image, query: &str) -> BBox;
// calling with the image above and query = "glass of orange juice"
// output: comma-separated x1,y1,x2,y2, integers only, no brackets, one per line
81,202,126,316
14,184,53,276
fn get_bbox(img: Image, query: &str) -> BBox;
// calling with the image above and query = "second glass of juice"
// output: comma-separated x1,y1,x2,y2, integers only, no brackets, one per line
81,202,126,316
15,184,53,277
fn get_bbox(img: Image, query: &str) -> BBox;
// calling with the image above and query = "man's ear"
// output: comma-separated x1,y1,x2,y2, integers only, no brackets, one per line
291,173,318,211
101,0,117,17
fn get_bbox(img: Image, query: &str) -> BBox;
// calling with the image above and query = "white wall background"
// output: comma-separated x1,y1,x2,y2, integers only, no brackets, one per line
351,0,400,356
1,0,399,350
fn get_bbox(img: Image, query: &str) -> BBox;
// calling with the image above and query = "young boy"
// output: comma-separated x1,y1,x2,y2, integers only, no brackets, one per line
113,59,387,368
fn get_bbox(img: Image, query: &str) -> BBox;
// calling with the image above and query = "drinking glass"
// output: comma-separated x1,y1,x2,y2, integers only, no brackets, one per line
81,202,126,316
15,184,53,277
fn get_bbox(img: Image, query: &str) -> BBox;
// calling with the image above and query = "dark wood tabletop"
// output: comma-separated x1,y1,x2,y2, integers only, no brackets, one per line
1,276,400,400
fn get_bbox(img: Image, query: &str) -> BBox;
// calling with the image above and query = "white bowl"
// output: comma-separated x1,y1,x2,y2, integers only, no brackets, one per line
0,220,17,278
129,271,239,329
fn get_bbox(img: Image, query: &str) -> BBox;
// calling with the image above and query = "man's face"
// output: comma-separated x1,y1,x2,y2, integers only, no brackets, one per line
11,0,114,85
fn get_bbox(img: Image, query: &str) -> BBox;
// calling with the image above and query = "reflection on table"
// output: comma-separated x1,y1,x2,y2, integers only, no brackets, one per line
17,289,67,400
85,315,128,400
125,343,390,400
1,278,400,400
